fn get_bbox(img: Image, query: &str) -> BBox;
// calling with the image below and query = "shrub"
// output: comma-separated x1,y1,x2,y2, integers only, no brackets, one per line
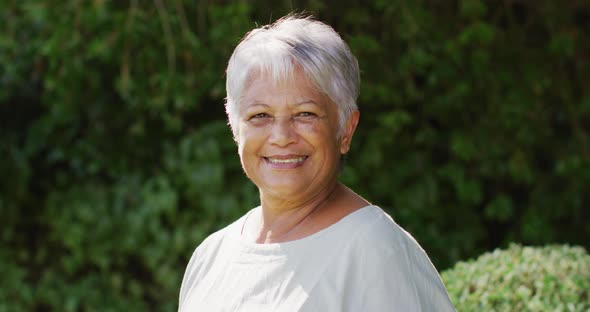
441,244,590,311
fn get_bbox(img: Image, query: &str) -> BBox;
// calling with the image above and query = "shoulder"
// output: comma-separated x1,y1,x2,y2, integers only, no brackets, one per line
178,227,227,304
341,206,427,272
187,207,256,262
348,206,422,254
343,206,456,311
187,227,227,266
179,209,252,306
366,207,425,253
182,208,251,272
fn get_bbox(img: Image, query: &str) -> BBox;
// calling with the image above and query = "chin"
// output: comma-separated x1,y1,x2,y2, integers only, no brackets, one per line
260,180,307,197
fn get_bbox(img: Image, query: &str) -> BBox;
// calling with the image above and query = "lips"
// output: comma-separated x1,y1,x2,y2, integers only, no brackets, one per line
265,156,308,164
263,155,308,168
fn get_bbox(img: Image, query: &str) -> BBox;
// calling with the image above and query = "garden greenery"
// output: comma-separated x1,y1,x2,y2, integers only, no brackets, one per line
1,0,589,310
441,244,590,311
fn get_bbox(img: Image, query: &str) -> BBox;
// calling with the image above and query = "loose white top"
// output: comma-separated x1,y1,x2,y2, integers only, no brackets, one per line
179,205,455,311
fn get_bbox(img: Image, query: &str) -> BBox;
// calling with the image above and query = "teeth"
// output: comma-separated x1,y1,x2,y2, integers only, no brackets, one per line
267,156,307,164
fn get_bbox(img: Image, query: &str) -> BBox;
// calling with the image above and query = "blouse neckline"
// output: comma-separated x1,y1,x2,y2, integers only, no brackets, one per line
227,205,378,253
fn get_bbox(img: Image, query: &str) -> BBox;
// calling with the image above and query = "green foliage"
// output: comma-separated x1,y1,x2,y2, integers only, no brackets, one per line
441,244,590,311
1,0,589,310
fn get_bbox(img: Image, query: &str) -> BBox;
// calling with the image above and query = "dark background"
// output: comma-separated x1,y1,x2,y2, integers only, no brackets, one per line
1,0,589,310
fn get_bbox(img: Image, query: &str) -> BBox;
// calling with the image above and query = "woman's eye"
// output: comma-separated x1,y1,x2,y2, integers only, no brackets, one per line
297,112,316,117
249,113,270,120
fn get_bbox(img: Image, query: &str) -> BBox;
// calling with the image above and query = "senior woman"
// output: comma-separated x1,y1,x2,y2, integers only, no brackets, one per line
179,15,455,311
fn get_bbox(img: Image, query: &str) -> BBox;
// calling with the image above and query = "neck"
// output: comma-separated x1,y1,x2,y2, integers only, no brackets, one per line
253,181,341,243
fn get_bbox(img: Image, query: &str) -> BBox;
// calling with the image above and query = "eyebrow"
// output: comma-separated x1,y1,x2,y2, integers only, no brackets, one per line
295,100,320,106
246,100,320,108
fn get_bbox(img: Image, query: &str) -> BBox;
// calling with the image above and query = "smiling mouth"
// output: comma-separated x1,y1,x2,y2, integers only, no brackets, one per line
264,156,308,164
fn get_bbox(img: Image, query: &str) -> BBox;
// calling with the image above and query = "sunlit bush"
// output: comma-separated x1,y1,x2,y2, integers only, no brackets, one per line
442,244,590,311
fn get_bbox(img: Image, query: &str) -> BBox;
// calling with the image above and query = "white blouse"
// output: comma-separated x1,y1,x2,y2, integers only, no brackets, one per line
179,205,455,311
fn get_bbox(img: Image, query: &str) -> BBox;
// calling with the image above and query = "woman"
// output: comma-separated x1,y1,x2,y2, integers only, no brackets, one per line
179,15,455,311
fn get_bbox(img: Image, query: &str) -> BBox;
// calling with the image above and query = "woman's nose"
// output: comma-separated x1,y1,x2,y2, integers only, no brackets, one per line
268,116,297,147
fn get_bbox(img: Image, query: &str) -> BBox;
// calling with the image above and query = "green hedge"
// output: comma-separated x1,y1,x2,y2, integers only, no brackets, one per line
1,0,589,310
442,244,590,311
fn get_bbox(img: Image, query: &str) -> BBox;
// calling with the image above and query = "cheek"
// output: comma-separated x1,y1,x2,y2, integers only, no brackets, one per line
237,127,264,157
237,140,256,177
302,123,338,147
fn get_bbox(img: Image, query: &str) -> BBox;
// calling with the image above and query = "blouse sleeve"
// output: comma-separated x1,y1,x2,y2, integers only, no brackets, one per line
352,215,456,311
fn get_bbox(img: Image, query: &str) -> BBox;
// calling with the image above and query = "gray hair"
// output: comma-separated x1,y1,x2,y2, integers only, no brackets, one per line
225,15,360,138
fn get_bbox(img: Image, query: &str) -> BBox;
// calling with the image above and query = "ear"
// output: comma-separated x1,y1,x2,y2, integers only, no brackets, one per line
340,110,360,155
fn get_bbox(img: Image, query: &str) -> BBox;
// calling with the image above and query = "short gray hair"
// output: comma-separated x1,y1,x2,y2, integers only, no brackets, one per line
225,15,360,138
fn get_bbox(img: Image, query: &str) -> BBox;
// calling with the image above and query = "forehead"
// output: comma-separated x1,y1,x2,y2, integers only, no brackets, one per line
241,69,328,106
